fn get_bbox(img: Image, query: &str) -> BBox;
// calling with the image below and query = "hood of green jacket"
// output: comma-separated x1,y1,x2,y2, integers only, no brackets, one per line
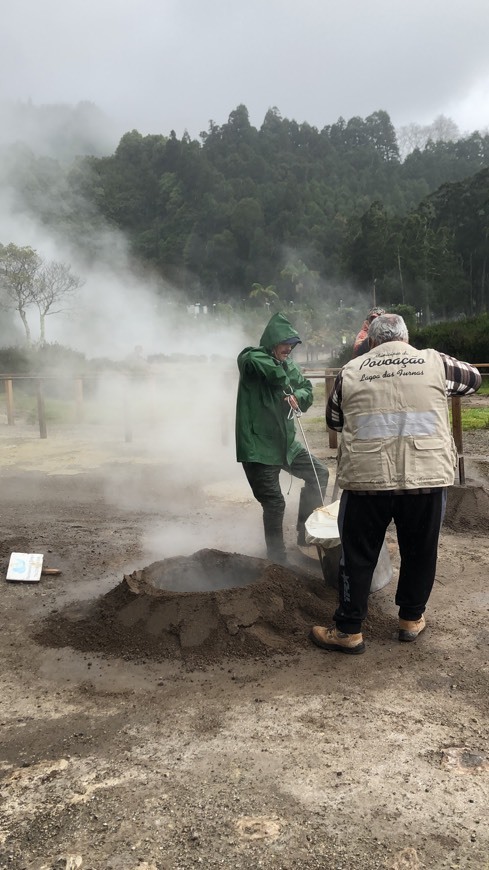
259,313,301,352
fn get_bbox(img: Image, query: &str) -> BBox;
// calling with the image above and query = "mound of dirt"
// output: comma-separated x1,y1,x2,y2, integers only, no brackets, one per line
34,549,339,664
444,482,489,531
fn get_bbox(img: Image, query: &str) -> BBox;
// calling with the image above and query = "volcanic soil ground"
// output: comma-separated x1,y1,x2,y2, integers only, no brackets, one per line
0,392,489,870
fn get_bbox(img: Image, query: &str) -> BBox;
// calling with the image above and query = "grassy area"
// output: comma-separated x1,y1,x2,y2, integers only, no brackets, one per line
1,392,125,427
304,416,326,428
478,376,489,395
455,407,489,430
2,388,202,429
3,393,77,425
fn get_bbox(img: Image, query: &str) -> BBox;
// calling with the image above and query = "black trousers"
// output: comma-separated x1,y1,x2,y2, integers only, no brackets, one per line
243,450,329,561
334,489,447,634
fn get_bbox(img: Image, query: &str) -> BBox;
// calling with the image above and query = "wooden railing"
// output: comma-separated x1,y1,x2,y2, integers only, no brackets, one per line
1,375,86,440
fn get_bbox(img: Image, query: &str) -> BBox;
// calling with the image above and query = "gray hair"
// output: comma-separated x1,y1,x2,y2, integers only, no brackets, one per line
367,306,386,322
368,313,409,345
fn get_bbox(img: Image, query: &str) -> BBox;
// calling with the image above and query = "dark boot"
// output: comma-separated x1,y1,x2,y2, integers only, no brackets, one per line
264,513,287,565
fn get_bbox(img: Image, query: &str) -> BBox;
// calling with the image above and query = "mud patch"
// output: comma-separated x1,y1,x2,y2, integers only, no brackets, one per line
34,549,337,664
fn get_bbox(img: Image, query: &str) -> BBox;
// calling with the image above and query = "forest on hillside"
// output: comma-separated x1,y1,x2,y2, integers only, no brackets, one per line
1,103,489,337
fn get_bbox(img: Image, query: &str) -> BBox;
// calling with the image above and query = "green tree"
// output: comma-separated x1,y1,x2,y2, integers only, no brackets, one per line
230,197,264,259
365,110,400,162
249,283,279,311
17,103,489,317
345,201,392,289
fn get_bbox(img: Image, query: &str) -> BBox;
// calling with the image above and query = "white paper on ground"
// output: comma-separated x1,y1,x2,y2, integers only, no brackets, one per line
6,552,44,583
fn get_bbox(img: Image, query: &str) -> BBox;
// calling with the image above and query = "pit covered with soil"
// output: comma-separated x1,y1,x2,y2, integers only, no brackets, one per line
35,548,338,663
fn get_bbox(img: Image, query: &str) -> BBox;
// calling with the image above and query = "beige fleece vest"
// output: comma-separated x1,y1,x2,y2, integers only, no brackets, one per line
337,341,457,490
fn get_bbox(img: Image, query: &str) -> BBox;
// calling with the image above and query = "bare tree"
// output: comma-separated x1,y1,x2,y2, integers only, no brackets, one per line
397,115,460,161
34,260,82,344
396,123,427,160
428,114,460,142
0,243,83,343
0,243,41,343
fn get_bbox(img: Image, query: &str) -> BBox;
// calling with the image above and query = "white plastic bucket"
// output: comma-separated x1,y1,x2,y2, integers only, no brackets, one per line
305,501,393,593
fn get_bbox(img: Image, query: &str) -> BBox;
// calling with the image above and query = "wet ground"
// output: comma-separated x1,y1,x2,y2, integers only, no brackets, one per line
0,403,488,870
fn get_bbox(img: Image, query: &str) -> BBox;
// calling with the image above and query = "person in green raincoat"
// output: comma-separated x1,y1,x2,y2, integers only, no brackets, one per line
236,312,328,564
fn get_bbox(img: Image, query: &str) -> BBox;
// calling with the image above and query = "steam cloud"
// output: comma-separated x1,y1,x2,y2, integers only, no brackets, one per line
0,105,272,579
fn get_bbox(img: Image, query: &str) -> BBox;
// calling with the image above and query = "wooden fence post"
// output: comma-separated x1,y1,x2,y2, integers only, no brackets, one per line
451,396,465,485
123,379,132,443
36,379,47,439
5,379,14,425
75,378,84,423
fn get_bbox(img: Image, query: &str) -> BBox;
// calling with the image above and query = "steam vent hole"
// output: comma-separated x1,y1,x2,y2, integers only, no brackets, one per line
141,549,262,593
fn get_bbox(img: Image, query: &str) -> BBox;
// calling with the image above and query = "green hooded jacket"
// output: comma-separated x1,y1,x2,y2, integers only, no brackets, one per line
235,312,314,465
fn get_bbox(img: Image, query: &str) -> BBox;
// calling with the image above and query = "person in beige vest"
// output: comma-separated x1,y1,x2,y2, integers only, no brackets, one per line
310,313,481,654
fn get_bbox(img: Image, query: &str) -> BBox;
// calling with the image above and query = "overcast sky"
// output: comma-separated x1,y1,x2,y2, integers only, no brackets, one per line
1,0,489,140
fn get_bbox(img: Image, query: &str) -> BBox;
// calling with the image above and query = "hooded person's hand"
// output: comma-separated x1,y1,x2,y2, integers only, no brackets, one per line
284,393,299,412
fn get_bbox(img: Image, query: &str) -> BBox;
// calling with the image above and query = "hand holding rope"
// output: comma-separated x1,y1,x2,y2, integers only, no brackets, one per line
283,389,324,505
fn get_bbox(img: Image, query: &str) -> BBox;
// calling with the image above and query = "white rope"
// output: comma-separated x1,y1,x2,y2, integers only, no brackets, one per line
285,393,325,505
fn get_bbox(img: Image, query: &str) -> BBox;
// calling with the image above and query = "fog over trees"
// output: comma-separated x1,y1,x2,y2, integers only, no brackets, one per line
1,100,489,339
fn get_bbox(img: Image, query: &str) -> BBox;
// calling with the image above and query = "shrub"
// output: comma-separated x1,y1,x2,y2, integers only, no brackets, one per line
0,346,31,373
388,304,417,335
0,343,87,375
411,314,489,362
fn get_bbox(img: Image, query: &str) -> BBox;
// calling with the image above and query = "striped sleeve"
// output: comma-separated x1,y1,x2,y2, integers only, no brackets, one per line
326,371,344,431
439,353,482,396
